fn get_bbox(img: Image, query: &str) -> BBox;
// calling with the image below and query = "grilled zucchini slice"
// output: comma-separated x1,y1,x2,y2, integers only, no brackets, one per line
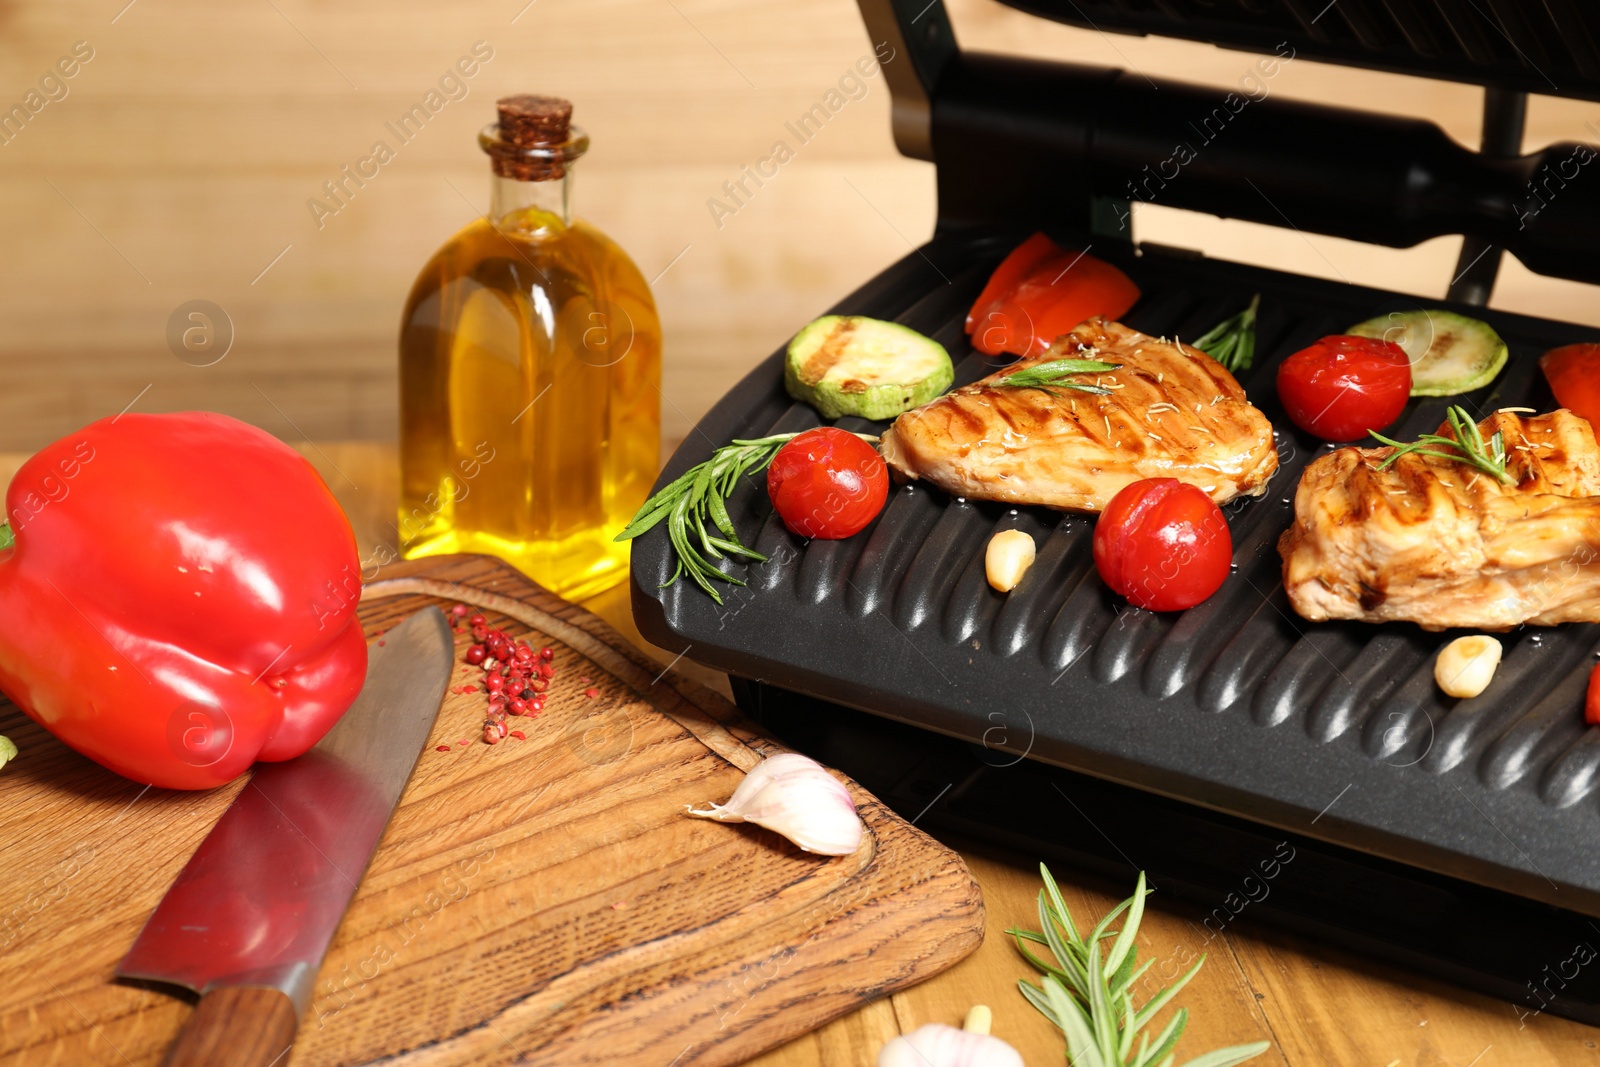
1347,310,1508,397
785,316,953,421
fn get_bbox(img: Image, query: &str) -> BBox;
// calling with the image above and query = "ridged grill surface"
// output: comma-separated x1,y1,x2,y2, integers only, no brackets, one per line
1002,0,1600,101
631,230,1600,915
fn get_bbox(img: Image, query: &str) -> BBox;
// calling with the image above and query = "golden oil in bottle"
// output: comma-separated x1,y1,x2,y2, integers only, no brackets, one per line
399,95,661,601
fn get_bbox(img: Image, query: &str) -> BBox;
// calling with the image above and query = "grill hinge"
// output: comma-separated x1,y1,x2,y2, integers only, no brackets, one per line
1446,86,1528,306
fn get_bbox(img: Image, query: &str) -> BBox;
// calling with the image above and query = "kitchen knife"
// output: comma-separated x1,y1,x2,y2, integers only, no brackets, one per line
117,607,455,1067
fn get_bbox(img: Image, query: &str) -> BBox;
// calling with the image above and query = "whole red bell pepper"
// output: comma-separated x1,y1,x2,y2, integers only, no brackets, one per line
0,412,368,790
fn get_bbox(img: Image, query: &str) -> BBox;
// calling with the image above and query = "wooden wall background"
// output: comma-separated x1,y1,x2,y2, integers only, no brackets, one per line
1,0,1599,453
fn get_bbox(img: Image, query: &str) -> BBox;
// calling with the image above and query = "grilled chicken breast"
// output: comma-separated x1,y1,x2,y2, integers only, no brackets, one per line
879,318,1279,512
1280,408,1600,630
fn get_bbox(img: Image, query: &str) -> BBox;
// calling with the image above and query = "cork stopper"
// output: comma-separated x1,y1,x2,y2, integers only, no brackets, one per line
490,95,574,180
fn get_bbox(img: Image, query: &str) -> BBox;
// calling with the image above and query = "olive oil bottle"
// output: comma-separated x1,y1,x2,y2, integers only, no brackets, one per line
399,95,661,600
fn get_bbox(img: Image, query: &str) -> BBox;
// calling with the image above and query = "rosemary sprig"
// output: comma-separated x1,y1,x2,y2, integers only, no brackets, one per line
1191,294,1260,374
614,432,877,604
996,357,1123,395
1368,405,1515,485
1011,865,1271,1067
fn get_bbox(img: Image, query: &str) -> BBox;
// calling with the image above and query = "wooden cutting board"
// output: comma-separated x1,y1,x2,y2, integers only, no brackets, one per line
0,555,984,1066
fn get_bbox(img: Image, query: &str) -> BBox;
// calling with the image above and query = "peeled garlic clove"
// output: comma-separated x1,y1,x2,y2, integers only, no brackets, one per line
686,752,863,856
985,529,1036,593
878,1024,1023,1067
1435,634,1502,698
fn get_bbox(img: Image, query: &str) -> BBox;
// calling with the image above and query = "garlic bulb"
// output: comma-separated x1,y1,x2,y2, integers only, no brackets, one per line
685,752,863,856
878,1024,1023,1067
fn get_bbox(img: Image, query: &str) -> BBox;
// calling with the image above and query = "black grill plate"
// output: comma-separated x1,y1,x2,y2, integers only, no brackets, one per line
631,229,1600,917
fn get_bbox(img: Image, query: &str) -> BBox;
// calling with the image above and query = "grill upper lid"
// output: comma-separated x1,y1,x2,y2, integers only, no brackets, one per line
999,0,1600,102
855,0,1600,291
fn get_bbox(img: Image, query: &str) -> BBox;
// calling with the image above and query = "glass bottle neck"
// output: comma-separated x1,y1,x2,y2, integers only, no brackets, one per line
490,169,572,237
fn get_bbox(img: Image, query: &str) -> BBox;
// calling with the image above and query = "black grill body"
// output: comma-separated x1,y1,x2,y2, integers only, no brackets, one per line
737,679,1600,1028
631,0,1600,1025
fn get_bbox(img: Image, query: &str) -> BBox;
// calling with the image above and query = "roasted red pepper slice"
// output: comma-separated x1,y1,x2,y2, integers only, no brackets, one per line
965,233,1141,358
1542,343,1600,428
0,412,368,790
1588,660,1600,726
965,232,1059,334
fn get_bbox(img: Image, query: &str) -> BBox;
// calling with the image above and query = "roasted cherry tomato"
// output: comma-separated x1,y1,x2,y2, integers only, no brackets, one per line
965,232,1140,358
1587,661,1600,726
1276,334,1412,441
1542,344,1600,428
1092,478,1232,612
767,427,888,539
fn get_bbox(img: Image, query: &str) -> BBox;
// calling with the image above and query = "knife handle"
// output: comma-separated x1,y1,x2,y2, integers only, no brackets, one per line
161,986,298,1067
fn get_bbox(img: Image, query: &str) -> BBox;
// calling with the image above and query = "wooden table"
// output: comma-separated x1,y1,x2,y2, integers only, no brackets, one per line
8,0,1600,458
4,441,1596,1067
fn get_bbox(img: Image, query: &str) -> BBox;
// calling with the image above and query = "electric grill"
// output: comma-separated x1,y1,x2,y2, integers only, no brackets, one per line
632,0,1600,1023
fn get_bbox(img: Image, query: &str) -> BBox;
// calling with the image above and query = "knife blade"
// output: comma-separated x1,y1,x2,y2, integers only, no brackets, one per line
117,607,455,1067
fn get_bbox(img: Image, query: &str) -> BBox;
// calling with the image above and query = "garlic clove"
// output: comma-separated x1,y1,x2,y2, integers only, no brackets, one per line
985,529,1036,593
1434,634,1502,699
686,752,863,856
877,1024,1024,1067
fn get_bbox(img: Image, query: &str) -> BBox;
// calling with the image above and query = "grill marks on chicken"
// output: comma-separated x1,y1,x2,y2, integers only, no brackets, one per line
1280,408,1600,631
878,318,1279,512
